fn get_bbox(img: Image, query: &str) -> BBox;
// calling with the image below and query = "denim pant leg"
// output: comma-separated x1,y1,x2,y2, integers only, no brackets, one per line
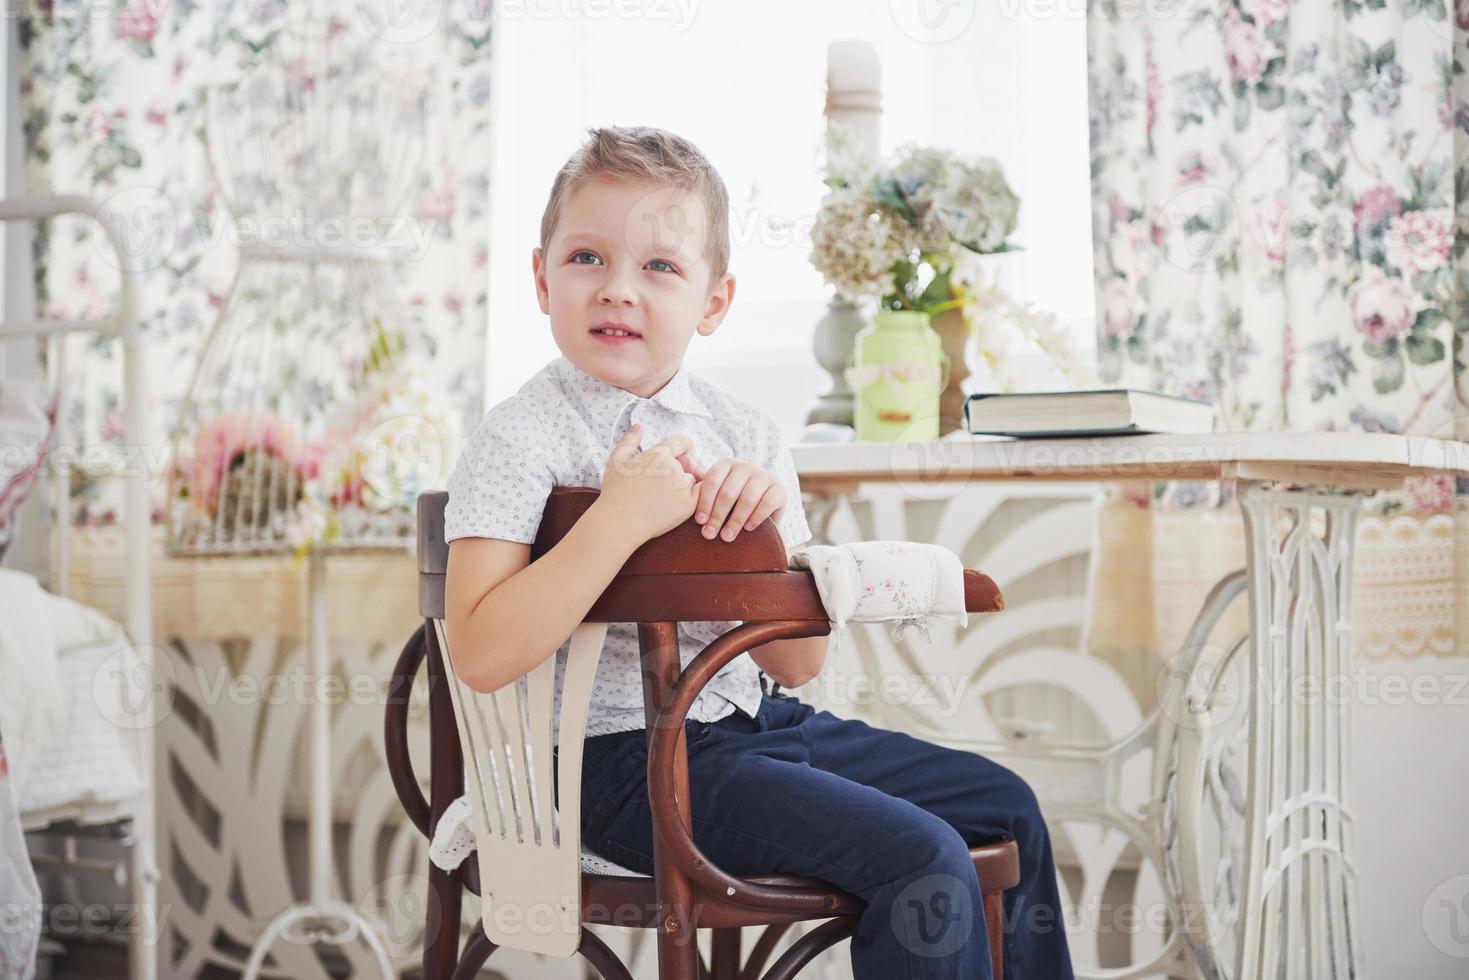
575,697,998,980
789,697,1074,980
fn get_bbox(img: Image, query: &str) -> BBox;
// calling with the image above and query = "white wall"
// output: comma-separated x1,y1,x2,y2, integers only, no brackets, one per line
1354,655,1469,977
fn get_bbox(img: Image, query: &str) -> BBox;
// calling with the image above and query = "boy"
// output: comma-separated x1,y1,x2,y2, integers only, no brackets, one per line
443,126,1072,979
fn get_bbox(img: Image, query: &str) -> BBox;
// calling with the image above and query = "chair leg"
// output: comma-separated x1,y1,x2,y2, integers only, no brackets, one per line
983,889,1005,980
423,621,465,980
711,928,741,979
422,863,463,980
449,924,497,980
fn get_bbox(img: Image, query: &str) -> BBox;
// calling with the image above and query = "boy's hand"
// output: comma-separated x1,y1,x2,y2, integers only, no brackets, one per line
599,424,701,544
691,457,786,543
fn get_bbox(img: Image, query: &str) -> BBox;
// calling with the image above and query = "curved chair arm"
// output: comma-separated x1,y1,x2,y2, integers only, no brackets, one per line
643,619,851,917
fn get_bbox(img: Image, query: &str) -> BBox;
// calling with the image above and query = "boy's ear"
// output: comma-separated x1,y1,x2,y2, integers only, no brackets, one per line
696,272,736,338
532,246,551,315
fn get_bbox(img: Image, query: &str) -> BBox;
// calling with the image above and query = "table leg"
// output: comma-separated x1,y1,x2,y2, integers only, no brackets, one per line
1236,484,1366,980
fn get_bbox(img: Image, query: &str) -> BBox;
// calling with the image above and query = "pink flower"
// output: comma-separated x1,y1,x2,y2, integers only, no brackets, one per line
1384,212,1452,278
88,107,112,142
1246,196,1288,264
145,103,168,127
115,1,162,42
1242,0,1288,26
1458,0,1469,30
418,170,458,222
1119,483,1152,508
1176,151,1214,186
1103,278,1135,337
1348,267,1414,345
184,411,305,514
1114,219,1154,281
1353,185,1401,231
1223,11,1268,82
1145,55,1160,133
1406,475,1454,513
104,409,126,440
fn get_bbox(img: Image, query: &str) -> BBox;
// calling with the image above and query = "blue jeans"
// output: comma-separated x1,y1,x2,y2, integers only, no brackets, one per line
568,693,1073,980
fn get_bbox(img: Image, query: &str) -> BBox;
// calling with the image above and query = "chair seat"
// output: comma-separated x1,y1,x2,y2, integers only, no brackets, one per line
577,839,1020,930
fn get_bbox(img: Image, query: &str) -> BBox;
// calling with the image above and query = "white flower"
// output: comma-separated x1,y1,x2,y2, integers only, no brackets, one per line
1384,212,1452,279
809,186,914,301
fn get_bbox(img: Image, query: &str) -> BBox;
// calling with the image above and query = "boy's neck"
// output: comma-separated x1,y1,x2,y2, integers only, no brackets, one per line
565,356,684,400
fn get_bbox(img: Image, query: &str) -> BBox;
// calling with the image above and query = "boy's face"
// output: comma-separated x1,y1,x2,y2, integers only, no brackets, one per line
533,178,735,398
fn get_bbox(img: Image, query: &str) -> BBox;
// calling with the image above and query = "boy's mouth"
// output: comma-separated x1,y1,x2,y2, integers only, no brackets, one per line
590,322,642,342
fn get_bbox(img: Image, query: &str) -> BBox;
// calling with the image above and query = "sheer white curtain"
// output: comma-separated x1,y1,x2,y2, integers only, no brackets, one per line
484,0,1095,440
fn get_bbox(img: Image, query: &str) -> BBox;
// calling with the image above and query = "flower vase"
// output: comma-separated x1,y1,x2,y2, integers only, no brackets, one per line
931,307,971,435
847,310,946,442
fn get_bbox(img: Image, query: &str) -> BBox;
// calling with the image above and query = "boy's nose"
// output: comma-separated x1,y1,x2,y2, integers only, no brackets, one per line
597,274,637,306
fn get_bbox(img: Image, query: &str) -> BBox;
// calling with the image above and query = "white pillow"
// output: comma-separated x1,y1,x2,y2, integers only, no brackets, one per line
0,379,55,550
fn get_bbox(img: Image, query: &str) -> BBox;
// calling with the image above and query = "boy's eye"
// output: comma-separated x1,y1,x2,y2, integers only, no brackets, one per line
569,250,601,265
647,259,677,274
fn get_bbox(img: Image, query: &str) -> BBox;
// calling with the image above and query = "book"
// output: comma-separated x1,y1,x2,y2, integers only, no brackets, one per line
962,388,1217,438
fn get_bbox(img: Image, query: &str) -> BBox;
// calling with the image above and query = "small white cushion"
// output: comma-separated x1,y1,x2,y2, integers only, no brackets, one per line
428,794,646,879
579,847,645,878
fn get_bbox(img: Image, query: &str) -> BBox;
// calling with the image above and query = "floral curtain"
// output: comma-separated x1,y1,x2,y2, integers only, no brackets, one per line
1087,0,1467,661
17,0,493,524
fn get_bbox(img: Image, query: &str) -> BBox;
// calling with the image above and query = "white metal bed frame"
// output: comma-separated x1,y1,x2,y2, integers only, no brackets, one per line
0,193,157,980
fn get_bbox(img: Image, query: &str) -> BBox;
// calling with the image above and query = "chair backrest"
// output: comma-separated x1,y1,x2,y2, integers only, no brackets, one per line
416,487,808,957
418,490,606,957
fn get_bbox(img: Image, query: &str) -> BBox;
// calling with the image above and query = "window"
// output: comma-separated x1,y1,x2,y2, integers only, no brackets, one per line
485,0,1095,440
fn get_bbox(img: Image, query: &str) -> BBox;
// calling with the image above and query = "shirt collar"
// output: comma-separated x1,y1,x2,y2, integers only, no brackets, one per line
554,355,713,423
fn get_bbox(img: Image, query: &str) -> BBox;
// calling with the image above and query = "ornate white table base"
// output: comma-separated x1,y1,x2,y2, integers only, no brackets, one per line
801,476,1375,980
239,552,394,980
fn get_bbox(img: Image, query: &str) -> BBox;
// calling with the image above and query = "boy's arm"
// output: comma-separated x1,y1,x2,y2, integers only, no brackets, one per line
748,635,830,689
747,542,830,689
444,427,700,695
444,498,643,694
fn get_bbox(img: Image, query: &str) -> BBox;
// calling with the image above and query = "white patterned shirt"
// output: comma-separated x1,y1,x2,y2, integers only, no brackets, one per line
443,355,812,740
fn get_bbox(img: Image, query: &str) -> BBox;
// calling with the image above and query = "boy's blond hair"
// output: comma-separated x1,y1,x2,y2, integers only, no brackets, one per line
539,126,731,283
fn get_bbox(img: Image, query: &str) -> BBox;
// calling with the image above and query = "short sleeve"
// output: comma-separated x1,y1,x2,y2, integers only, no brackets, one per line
443,401,556,544
750,414,811,551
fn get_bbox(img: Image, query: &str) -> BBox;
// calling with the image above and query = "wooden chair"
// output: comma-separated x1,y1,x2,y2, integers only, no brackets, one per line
386,487,1020,980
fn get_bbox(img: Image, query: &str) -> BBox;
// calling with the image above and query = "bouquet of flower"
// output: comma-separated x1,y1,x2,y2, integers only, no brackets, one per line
809,143,1020,314
289,318,461,556
178,410,315,539
174,318,460,557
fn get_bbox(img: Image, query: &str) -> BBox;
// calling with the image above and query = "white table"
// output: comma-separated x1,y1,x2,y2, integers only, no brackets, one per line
792,432,1469,980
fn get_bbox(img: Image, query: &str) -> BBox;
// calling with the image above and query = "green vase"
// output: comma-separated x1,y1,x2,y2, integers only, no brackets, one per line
849,310,946,442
